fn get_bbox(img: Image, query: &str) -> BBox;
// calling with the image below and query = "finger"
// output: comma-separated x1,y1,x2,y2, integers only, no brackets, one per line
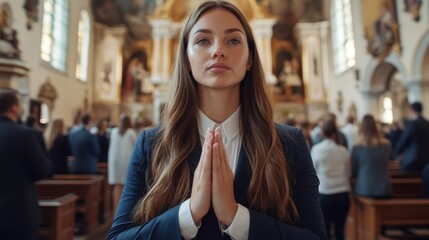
212,142,220,188
215,127,229,175
202,130,213,179
196,128,211,180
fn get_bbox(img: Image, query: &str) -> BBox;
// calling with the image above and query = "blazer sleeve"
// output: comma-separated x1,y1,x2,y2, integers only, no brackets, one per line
394,121,414,156
107,129,183,240
248,127,328,240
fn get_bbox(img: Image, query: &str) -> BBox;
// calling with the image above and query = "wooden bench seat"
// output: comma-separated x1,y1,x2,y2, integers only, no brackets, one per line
353,197,429,240
36,175,103,233
390,178,422,198
38,193,78,240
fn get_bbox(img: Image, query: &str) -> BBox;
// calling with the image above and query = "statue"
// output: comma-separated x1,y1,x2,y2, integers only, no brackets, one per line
0,4,21,59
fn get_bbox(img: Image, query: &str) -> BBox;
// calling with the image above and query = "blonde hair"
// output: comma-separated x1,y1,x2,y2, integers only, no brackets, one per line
132,0,297,224
356,114,388,147
44,119,64,150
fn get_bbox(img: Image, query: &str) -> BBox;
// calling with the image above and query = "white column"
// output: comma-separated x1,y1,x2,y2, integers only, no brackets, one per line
149,19,174,85
250,18,276,84
152,35,162,83
404,78,423,103
296,22,330,103
161,37,171,77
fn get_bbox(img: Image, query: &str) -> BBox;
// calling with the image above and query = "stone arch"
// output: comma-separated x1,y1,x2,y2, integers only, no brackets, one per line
412,30,429,80
360,52,408,93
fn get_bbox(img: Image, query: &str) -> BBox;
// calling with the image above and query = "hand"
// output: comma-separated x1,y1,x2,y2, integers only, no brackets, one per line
211,127,238,226
190,129,213,225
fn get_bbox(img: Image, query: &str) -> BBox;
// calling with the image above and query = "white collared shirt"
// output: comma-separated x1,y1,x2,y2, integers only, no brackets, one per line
311,139,351,194
178,107,250,240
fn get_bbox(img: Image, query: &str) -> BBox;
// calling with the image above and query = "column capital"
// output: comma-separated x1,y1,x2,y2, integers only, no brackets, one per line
250,18,276,37
296,21,329,39
149,18,179,38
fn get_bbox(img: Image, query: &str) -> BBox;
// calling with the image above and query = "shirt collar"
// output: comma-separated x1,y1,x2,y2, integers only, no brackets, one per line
197,107,241,142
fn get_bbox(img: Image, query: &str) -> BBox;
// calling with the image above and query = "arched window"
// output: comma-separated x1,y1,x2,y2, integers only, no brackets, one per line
331,0,355,75
382,96,393,124
76,10,90,81
40,0,69,72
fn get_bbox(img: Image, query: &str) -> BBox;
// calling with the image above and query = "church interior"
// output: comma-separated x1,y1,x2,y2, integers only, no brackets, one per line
1,0,429,239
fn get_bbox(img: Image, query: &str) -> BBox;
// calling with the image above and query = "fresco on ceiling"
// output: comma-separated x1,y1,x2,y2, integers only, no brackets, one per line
91,0,160,40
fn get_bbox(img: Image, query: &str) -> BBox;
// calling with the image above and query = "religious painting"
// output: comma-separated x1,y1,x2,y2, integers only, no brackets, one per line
362,0,401,58
403,0,422,22
122,51,152,102
272,48,304,102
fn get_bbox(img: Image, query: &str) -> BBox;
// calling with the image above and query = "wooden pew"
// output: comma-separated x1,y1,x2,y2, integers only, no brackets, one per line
38,193,78,240
351,177,422,199
353,196,429,240
36,175,103,233
97,162,113,222
390,178,422,198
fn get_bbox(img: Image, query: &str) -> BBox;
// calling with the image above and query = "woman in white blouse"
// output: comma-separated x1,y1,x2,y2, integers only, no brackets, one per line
108,114,137,212
311,115,351,240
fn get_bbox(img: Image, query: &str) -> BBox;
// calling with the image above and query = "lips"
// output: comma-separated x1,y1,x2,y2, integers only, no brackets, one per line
208,63,230,70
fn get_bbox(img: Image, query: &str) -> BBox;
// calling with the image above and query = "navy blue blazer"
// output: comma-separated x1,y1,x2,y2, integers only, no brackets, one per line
108,124,327,240
68,127,100,174
0,116,51,238
394,116,429,172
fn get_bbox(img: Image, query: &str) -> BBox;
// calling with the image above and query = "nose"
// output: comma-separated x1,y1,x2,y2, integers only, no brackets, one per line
212,43,226,58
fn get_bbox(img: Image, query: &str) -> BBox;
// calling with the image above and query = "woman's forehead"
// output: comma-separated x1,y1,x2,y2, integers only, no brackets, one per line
189,8,245,35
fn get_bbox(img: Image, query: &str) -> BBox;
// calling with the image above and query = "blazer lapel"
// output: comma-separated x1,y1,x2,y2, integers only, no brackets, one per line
233,145,252,207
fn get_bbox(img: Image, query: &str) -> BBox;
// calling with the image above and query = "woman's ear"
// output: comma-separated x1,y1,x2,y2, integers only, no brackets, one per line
246,57,252,71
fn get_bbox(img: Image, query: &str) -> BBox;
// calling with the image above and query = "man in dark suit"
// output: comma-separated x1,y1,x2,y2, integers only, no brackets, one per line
0,89,51,240
68,113,100,174
395,102,429,172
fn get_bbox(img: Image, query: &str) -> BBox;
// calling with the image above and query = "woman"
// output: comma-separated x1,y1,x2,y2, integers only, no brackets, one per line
108,1,326,239
108,114,137,212
44,118,70,174
96,118,110,163
351,114,392,198
311,116,350,240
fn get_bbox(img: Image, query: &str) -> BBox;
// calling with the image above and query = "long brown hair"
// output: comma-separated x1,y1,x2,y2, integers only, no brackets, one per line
119,114,132,135
356,114,387,147
132,0,297,224
44,119,64,150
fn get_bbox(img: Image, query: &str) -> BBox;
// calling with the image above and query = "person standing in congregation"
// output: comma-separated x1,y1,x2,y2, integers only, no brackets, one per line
108,1,327,239
108,114,137,213
311,117,350,240
351,115,392,198
0,89,51,240
44,118,71,174
394,102,429,172
68,113,100,174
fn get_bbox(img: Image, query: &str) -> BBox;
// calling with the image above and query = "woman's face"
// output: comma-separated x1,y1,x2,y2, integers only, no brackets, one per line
187,8,250,91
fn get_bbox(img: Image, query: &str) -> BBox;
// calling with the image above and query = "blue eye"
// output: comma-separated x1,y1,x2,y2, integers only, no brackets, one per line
228,38,241,45
196,38,209,45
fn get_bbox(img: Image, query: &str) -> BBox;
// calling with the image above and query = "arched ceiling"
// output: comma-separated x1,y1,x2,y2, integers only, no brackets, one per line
157,0,262,21
91,0,326,40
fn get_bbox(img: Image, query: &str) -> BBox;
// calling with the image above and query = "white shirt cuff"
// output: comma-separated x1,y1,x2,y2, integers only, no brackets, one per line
221,204,250,240
178,199,200,239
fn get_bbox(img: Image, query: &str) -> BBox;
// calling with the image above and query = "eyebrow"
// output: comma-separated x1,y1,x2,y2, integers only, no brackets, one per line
192,28,244,35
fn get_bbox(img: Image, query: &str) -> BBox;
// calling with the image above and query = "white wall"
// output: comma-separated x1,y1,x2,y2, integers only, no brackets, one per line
5,0,94,127
329,0,429,124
